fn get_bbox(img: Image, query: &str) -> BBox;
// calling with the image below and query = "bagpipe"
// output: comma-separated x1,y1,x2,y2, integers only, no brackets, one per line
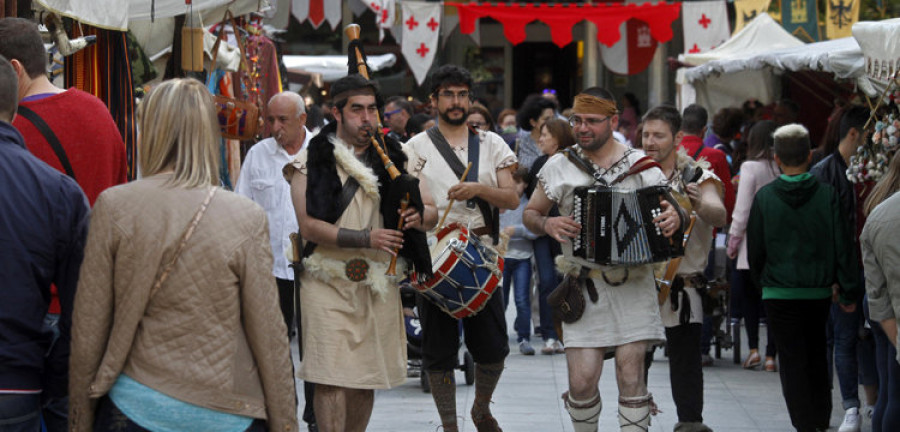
343,24,432,280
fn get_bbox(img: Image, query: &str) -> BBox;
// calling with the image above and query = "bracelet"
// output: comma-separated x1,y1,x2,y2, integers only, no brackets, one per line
336,228,371,248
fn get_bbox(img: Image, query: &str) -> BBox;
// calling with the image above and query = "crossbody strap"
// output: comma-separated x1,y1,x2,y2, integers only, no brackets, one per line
426,127,498,244
16,105,75,179
149,187,217,298
692,143,704,160
302,176,359,258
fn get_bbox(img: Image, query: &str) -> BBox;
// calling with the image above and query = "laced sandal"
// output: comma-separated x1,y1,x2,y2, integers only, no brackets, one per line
742,351,761,369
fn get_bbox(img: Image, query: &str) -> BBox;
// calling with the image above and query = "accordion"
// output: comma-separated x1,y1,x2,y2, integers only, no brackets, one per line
572,185,684,266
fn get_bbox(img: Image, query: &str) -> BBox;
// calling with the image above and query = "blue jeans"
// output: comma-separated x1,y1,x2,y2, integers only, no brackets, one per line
826,296,878,410
0,394,41,432
870,321,900,432
501,257,532,341
533,236,559,341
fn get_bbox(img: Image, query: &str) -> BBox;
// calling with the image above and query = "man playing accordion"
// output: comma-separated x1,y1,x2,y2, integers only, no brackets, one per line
523,88,684,431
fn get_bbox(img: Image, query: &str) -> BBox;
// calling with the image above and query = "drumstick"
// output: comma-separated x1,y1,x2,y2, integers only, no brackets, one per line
437,162,473,230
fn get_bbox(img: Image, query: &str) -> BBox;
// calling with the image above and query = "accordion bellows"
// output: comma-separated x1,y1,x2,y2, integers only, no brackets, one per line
572,185,685,266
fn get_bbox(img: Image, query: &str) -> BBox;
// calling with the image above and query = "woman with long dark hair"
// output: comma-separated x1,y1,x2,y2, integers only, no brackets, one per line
727,120,779,372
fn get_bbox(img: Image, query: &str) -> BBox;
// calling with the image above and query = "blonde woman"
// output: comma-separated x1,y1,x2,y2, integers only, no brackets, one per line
69,78,298,432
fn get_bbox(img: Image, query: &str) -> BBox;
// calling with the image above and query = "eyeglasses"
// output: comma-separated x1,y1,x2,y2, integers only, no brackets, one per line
437,90,471,100
568,115,610,128
383,108,402,119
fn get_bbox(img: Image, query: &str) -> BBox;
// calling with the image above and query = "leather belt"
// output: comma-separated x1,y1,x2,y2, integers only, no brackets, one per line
471,226,491,237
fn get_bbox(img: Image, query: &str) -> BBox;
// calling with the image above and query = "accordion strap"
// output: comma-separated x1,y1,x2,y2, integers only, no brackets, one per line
563,148,661,186
610,156,661,186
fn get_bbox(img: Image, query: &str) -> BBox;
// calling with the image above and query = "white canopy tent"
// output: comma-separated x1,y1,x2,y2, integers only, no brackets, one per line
677,14,900,114
675,13,805,112
282,54,398,83
852,18,900,92
34,0,269,76
33,0,265,31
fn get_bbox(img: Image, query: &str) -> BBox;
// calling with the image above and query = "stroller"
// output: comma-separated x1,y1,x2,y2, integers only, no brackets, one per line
402,285,475,393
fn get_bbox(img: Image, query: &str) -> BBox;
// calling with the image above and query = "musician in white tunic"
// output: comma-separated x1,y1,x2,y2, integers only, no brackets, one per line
523,88,684,432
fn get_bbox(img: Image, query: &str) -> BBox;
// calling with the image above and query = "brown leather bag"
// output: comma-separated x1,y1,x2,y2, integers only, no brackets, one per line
206,10,260,141
548,271,587,324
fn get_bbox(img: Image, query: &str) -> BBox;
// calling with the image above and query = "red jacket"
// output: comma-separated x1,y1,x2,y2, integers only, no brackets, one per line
679,134,735,224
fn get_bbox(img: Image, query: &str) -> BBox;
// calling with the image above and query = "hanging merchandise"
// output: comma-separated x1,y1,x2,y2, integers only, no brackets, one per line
207,11,261,142
448,2,681,48
64,26,138,180
733,0,771,34
682,0,730,55
292,0,341,30
401,1,441,85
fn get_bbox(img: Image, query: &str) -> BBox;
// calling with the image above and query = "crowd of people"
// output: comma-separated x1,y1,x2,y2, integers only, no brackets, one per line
3,14,900,432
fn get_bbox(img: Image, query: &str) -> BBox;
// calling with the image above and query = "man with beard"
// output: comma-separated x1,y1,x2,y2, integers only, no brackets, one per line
406,64,519,432
284,74,437,432
644,105,725,432
523,88,683,431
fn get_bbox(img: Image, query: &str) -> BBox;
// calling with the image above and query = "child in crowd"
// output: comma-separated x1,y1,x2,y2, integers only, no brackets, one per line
500,167,539,355
747,123,859,432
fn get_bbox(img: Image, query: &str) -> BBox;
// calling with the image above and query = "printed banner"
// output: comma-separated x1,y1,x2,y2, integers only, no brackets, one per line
781,0,820,42
826,0,859,40
682,0,730,54
292,0,341,30
401,2,441,85
601,19,659,75
733,0,771,34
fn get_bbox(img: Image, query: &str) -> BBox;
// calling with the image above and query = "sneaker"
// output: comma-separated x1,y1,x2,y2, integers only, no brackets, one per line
838,407,860,432
541,338,557,355
554,340,565,354
518,340,535,355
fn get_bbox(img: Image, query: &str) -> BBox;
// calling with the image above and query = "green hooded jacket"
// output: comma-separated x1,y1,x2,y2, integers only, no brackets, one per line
747,173,858,304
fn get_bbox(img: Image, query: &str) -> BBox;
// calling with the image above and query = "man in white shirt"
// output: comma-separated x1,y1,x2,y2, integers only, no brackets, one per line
235,91,311,334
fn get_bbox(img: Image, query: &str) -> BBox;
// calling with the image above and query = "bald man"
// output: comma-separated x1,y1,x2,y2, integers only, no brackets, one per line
235,91,310,334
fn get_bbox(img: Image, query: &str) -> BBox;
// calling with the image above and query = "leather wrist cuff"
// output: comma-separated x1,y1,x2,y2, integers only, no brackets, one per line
337,228,371,248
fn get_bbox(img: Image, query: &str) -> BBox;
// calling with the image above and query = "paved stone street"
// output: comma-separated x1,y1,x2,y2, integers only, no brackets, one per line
294,307,872,431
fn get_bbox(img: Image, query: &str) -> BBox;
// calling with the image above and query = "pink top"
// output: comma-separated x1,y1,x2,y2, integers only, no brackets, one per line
729,159,780,269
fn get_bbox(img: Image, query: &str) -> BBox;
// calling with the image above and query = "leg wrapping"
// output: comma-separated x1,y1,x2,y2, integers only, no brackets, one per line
618,394,653,432
564,391,602,432
427,370,458,431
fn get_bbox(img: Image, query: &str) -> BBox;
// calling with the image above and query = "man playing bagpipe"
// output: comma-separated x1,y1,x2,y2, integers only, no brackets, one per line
284,72,436,432
523,88,685,431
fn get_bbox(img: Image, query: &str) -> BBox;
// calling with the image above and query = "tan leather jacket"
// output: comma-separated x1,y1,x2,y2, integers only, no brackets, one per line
69,174,297,431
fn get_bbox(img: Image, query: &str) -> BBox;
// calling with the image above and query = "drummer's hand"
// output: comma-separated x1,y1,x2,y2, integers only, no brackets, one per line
370,228,404,256
400,207,422,231
447,182,481,201
544,215,581,244
653,201,680,239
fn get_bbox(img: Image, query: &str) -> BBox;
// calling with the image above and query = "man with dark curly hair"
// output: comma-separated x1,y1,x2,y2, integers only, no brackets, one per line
407,64,519,432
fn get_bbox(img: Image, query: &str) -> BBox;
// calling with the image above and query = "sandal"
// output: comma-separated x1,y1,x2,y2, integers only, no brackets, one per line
765,357,777,372
742,351,761,369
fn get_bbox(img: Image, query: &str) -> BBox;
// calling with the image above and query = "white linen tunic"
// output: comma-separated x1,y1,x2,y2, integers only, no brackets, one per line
537,149,666,348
